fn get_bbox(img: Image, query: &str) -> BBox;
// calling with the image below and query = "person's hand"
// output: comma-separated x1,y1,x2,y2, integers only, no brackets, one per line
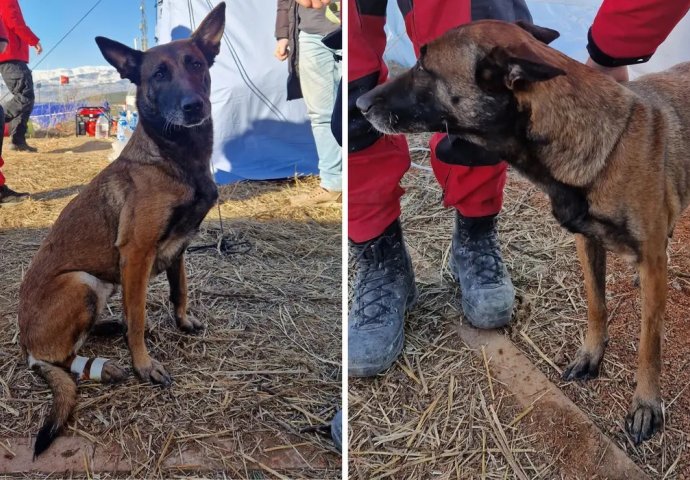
275,39,289,61
586,56,628,82
34,42,43,55
295,0,330,8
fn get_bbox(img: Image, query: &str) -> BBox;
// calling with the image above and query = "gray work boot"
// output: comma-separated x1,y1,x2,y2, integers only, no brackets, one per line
348,219,418,377
449,212,514,329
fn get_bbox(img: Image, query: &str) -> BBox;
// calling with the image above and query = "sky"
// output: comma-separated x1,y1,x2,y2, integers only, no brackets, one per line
18,0,157,70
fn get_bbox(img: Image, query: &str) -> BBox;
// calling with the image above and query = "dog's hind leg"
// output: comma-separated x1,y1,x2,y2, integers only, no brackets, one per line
625,244,666,444
563,234,608,381
22,272,127,456
167,253,203,333
28,272,128,383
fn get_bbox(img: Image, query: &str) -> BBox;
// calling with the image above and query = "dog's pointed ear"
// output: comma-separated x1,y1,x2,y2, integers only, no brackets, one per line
192,2,226,66
515,21,560,45
477,44,565,92
96,36,143,85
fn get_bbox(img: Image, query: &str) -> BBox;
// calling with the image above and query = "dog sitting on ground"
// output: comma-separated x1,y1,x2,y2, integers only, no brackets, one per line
18,3,225,456
357,19,690,445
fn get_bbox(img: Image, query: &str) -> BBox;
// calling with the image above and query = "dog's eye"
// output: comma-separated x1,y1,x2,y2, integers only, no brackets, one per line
192,61,202,70
153,65,167,80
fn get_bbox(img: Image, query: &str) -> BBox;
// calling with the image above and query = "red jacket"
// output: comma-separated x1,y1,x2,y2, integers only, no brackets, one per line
0,0,38,63
0,15,7,54
588,0,690,67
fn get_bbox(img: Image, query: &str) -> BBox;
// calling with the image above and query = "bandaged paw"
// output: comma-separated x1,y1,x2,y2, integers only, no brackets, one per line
70,356,109,381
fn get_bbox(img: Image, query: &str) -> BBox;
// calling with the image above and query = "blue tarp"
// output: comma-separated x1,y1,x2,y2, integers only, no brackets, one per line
31,102,85,128
156,0,319,185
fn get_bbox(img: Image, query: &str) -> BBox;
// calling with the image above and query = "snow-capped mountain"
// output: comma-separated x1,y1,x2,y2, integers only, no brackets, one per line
14,66,133,102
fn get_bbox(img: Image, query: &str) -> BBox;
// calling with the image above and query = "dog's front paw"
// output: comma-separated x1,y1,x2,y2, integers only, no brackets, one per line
562,348,603,381
176,314,204,333
625,395,663,445
135,359,172,387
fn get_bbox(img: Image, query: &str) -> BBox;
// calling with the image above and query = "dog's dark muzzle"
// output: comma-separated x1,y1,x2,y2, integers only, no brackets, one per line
356,89,378,114
357,79,450,135
180,94,209,125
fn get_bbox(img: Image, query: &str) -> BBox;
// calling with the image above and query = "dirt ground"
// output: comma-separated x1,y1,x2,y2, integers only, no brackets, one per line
0,136,342,478
348,135,688,479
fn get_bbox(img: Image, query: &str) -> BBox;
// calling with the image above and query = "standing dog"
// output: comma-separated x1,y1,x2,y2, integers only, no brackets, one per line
19,3,225,456
357,20,690,444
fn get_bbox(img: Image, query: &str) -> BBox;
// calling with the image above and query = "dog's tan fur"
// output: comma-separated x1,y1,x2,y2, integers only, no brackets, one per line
19,3,226,456
359,20,690,443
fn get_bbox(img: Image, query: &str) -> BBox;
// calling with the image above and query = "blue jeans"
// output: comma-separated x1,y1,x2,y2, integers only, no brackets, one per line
298,31,342,191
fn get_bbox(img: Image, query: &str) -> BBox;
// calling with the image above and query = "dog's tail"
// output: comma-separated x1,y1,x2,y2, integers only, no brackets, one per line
32,362,77,458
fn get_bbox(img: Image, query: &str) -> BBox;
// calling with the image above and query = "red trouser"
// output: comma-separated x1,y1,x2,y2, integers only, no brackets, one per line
348,0,508,243
0,155,4,187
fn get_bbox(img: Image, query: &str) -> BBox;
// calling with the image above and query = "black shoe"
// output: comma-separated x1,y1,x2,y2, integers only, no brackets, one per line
9,142,37,152
0,185,29,205
449,212,515,329
348,219,418,377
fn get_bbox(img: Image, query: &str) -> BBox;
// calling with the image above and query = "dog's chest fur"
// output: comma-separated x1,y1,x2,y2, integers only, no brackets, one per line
154,171,218,274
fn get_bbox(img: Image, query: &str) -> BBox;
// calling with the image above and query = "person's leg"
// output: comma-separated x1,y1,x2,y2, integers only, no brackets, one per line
331,80,342,145
349,0,411,242
348,0,417,377
401,0,514,328
0,103,29,204
424,0,532,218
0,61,36,151
398,0,470,52
0,104,5,159
298,31,342,193
400,0,503,217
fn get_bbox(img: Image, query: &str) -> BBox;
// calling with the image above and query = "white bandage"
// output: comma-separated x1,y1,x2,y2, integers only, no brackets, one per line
89,357,108,381
70,356,89,377
70,355,109,381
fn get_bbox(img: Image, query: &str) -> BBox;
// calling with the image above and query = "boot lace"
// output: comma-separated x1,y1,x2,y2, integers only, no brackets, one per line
463,231,505,285
352,236,402,327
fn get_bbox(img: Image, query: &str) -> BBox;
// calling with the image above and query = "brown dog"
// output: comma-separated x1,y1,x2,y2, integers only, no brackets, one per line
357,20,690,444
19,3,225,456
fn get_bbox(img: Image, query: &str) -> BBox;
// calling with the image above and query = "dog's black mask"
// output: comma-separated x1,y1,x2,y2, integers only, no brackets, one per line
95,2,226,130
357,20,564,145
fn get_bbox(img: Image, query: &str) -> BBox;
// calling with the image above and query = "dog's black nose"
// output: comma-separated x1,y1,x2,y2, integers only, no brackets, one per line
356,92,377,113
181,95,204,114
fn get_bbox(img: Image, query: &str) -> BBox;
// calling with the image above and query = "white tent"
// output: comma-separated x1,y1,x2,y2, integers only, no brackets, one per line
156,0,319,184
384,0,690,80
